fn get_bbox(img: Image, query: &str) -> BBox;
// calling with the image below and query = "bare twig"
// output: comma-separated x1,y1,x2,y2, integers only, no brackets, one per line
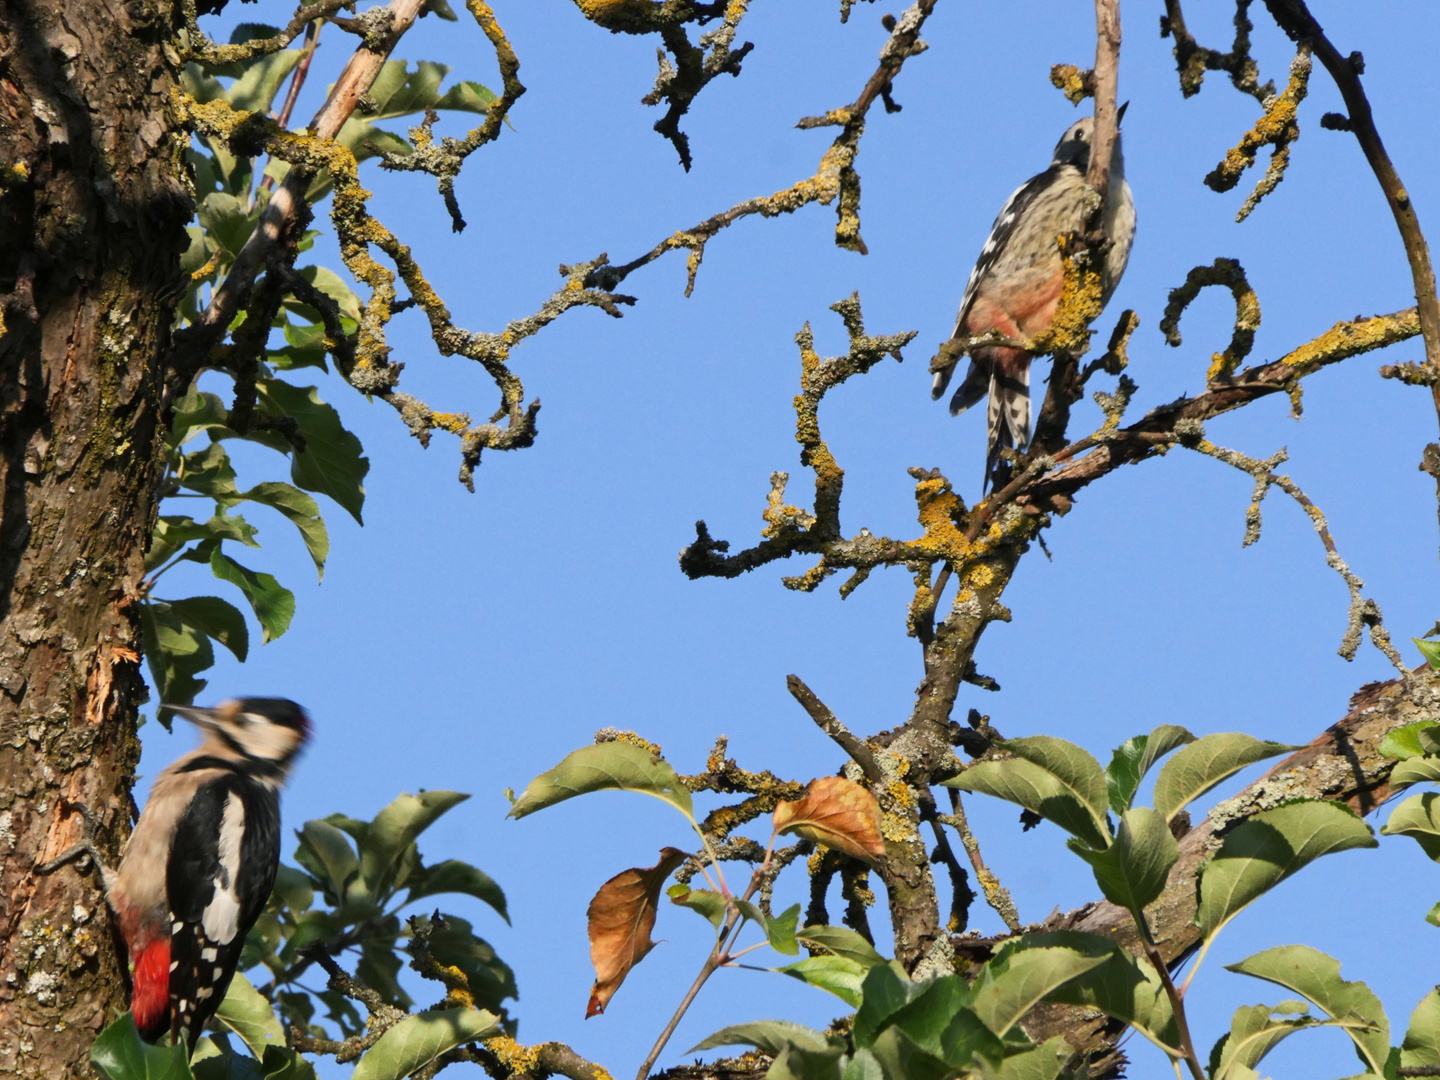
941,788,1019,933
786,674,881,782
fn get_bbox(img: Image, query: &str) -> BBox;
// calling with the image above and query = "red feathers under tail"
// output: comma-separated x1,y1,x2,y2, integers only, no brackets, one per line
131,938,172,1040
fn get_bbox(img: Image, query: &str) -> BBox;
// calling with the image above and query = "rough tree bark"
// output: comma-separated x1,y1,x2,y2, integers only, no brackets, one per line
0,0,190,1074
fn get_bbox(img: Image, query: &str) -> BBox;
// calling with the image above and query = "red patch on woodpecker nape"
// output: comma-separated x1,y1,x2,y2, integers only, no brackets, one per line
131,939,171,1040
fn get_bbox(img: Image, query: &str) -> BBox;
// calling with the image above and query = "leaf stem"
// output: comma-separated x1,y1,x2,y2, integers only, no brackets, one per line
635,848,774,1080
1135,912,1206,1080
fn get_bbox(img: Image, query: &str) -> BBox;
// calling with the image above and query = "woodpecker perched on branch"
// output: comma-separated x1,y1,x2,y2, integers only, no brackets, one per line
933,111,1135,488
40,698,310,1053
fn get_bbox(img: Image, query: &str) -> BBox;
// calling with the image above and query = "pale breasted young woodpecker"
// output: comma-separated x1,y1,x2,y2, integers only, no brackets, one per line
40,698,310,1052
932,112,1136,488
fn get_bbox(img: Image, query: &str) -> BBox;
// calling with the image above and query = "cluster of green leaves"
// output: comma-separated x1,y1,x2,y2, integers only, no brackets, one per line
146,25,497,717
91,790,512,1080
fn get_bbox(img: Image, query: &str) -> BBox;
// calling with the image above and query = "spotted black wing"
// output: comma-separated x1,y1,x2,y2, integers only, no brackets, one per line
166,774,281,1050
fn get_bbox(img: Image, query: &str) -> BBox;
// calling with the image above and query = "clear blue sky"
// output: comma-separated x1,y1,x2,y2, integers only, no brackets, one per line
152,2,1440,1076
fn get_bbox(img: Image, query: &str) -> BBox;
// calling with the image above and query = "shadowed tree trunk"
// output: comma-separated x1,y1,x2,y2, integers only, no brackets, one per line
0,0,189,1073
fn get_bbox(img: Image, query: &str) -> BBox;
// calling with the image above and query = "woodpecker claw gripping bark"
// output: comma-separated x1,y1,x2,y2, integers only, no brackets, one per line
39,698,310,1053
934,114,1136,490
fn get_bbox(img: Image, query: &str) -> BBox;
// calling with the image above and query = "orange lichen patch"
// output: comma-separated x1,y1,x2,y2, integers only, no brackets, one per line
428,412,471,434
483,1034,542,1075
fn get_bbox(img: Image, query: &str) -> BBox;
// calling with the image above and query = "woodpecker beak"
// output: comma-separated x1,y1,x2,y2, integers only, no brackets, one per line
1116,100,1129,126
161,703,223,731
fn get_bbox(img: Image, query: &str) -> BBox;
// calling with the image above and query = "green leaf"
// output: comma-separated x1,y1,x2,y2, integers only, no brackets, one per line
1208,1003,1324,1080
1427,901,1440,927
1225,945,1389,1073
1152,733,1298,823
405,859,508,923
971,942,1108,1037
777,956,870,1007
370,60,448,119
170,388,232,446
999,932,1180,1054
1197,800,1377,940
163,596,250,663
867,1027,954,1080
214,973,286,1059
197,192,255,259
1004,736,1110,826
668,884,726,929
1391,757,1440,787
765,903,801,956
1401,988,1440,1068
796,924,886,967
507,741,695,823
254,378,368,523
881,976,976,1059
690,1021,835,1055
259,1046,318,1080
1380,721,1440,762
852,963,926,1049
191,1043,266,1080
141,600,214,715
180,442,241,502
1381,791,1440,861
296,819,360,903
350,1007,500,1080
977,1038,1073,1080
210,549,295,643
91,1014,193,1080
435,80,499,114
1068,807,1178,913
767,1045,847,1080
239,482,329,580
293,265,362,322
226,50,303,113
1416,637,1440,670
423,915,517,1014
1106,725,1196,814
945,758,1108,850
358,791,470,903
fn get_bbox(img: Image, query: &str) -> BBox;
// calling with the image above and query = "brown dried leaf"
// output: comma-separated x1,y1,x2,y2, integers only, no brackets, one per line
772,776,885,866
586,846,690,1017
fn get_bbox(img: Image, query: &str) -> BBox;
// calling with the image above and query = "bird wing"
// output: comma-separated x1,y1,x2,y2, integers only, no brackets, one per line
934,166,1062,400
166,776,280,1048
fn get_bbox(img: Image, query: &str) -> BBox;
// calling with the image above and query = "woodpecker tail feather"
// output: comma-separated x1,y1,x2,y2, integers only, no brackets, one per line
946,358,989,418
980,346,1032,491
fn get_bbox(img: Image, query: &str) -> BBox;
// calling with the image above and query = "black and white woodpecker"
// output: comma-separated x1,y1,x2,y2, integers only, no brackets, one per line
932,111,1136,487
40,698,310,1052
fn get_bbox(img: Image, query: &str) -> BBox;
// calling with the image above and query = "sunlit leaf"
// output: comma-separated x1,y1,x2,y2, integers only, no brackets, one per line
586,848,689,1016
1401,988,1440,1068
508,741,695,823
796,923,885,967
776,956,870,1007
405,859,508,923
163,596,250,663
225,50,303,114
668,883,726,930
1381,791,1440,861
773,776,885,866
349,1007,500,1080
1153,733,1298,823
358,791,470,903
209,549,295,643
214,973,285,1059
1068,807,1178,913
1225,945,1389,1074
141,600,214,717
91,1014,193,1080
254,378,368,524
1415,637,1440,670
1380,720,1440,762
1197,800,1377,939
1391,757,1440,786
1106,725,1195,814
971,942,1108,1037
295,819,360,903
238,482,328,580
945,758,1107,849
1003,736,1110,826
690,1021,834,1055
765,903,801,956
976,1037,1072,1080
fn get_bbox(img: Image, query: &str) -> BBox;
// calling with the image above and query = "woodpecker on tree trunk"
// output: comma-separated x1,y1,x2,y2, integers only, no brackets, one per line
933,111,1136,489
40,698,310,1053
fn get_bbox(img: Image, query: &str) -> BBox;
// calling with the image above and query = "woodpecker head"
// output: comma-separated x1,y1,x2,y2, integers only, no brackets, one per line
165,698,311,779
1052,104,1128,172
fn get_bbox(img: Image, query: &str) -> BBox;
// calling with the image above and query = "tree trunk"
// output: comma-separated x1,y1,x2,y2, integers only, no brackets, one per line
0,0,188,1073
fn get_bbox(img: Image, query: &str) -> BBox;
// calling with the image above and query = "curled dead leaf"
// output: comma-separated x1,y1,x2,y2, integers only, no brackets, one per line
586,846,690,1017
772,776,885,866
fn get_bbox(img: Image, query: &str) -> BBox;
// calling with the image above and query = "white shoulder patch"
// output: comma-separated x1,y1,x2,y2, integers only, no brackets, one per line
201,792,246,945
